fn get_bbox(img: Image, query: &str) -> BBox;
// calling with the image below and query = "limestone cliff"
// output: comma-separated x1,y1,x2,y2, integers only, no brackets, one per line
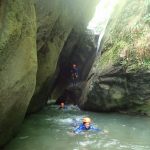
80,0,150,115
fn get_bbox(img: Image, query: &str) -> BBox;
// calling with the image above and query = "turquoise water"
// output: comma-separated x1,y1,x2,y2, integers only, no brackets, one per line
4,105,150,150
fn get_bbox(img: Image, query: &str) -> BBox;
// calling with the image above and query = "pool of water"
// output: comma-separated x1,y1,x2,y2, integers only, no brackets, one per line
4,105,150,150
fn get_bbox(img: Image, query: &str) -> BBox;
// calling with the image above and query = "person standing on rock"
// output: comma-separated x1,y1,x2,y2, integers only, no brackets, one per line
71,64,79,86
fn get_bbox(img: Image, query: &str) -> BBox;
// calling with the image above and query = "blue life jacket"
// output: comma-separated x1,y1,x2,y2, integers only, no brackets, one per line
71,68,78,75
74,123,101,134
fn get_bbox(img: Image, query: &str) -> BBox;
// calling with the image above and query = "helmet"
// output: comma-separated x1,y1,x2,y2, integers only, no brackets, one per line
72,64,76,67
82,117,91,123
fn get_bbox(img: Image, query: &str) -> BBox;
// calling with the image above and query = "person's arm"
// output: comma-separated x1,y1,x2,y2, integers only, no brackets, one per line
74,125,83,134
90,125,102,132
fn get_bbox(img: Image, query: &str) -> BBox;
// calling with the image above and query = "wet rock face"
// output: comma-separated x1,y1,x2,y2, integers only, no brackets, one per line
81,73,150,114
51,31,97,101
0,0,99,147
28,0,99,113
56,86,82,105
80,0,150,115
0,0,37,146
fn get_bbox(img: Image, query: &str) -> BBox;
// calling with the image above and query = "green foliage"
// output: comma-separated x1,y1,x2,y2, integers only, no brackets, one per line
143,13,150,24
100,0,150,73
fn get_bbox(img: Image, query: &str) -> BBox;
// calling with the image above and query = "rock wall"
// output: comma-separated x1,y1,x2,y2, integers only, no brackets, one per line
0,0,37,146
80,0,150,116
27,0,99,113
0,0,99,147
51,30,97,103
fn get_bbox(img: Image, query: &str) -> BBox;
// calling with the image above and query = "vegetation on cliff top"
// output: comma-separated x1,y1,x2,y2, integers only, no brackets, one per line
98,0,150,73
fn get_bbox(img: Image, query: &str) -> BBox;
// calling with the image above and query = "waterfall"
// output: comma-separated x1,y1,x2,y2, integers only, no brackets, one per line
96,18,110,53
87,0,119,53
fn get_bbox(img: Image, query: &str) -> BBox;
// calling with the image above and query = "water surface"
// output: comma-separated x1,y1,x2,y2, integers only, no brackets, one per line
4,105,150,150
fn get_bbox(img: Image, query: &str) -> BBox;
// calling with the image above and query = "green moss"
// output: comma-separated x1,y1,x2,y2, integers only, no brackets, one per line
131,101,150,116
0,0,37,147
98,0,150,73
96,40,127,72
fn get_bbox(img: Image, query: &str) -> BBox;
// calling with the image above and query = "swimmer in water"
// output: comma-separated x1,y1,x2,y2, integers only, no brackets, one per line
74,117,101,134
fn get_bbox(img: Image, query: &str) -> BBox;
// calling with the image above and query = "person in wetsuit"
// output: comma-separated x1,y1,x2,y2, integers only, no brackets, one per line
71,64,79,86
59,102,67,109
74,117,101,134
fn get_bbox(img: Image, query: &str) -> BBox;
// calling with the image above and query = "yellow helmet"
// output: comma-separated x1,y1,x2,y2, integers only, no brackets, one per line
82,117,91,123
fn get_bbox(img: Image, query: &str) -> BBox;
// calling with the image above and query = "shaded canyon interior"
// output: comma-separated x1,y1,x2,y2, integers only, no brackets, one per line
0,0,150,147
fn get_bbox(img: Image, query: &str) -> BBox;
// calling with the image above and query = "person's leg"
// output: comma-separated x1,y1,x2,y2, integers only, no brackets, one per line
73,79,75,86
72,75,75,86
74,75,79,86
